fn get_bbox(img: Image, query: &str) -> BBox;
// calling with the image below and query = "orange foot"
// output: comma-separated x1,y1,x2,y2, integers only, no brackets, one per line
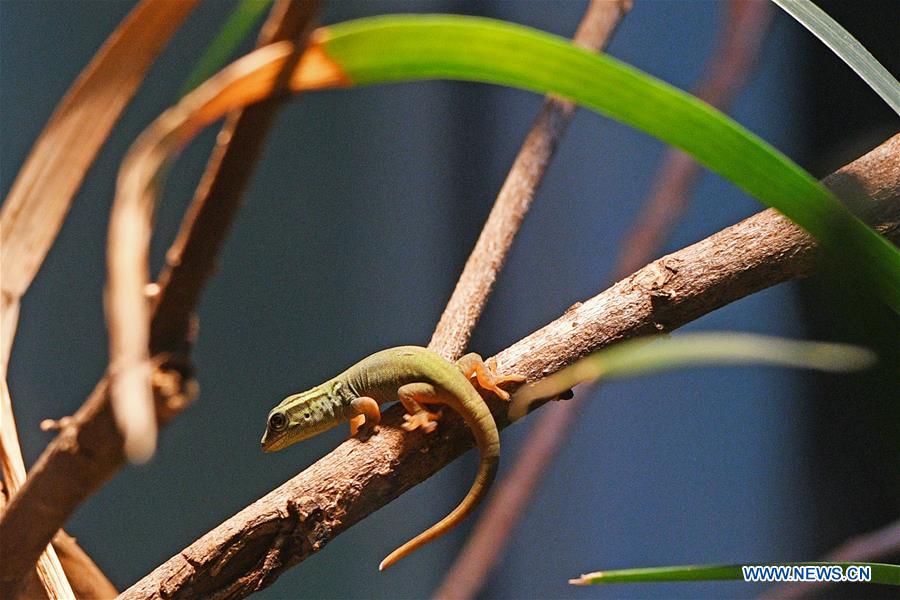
458,354,526,400
401,410,440,433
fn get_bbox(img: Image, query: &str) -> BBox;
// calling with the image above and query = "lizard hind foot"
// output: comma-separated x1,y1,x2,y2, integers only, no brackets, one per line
401,410,440,433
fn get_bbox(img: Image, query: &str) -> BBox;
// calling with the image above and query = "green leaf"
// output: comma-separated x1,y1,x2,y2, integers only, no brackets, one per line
772,0,900,115
181,0,273,96
570,562,900,586
313,15,900,310
509,333,874,418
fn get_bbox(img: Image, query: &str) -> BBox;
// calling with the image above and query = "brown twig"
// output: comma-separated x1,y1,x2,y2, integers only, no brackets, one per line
0,1,320,595
1,485,114,600
120,136,899,599
150,0,318,357
428,0,633,360
17,532,119,600
761,518,900,599
436,3,775,596
1,381,74,600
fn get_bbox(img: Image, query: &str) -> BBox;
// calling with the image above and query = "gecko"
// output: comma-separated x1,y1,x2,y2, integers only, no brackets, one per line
260,345,525,570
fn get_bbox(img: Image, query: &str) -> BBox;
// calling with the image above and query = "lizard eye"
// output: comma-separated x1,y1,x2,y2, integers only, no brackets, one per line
268,412,287,431
303,412,311,419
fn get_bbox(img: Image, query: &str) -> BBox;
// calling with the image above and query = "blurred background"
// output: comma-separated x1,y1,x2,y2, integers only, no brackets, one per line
2,1,897,598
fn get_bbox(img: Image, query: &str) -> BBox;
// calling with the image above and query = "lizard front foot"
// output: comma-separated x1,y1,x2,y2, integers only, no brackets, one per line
349,396,381,439
401,410,441,433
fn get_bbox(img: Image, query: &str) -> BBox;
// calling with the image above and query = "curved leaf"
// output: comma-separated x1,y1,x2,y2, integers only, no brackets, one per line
308,15,900,309
772,0,900,115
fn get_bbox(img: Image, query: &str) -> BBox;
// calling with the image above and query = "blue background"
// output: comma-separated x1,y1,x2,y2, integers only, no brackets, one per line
2,1,896,599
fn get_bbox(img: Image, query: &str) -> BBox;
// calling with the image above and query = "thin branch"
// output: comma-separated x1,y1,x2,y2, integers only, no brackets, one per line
120,135,899,599
615,0,775,276
436,3,776,596
427,0,633,360
150,0,319,356
0,1,320,595
761,518,900,599
16,532,120,600
1,380,74,600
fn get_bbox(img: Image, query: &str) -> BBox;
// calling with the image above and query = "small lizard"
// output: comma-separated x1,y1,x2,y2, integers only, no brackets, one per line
260,345,524,570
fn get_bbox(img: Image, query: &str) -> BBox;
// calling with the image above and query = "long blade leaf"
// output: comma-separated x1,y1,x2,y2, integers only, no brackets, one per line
308,15,900,309
510,333,874,418
772,0,900,115
570,562,900,586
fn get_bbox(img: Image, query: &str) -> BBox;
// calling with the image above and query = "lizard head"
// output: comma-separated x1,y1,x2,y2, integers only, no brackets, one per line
261,381,345,452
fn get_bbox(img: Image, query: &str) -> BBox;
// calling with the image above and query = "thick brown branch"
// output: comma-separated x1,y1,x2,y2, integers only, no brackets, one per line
121,135,899,599
0,1,320,595
2,376,74,600
4,484,117,600
428,0,632,360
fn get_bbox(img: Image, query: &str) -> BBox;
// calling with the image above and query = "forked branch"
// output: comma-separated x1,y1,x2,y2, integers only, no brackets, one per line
428,0,631,360
120,135,899,599
0,1,320,595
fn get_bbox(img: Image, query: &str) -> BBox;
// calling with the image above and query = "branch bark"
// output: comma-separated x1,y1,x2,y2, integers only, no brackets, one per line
121,134,899,599
0,1,320,595
2,376,74,600
428,0,632,360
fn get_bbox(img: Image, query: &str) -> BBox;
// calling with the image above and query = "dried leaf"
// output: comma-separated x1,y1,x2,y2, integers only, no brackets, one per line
0,0,199,369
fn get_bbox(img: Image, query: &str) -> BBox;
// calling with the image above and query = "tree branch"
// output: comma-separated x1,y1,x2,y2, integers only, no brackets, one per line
0,1,320,595
120,134,899,599
428,0,632,360
17,532,119,600
2,376,74,600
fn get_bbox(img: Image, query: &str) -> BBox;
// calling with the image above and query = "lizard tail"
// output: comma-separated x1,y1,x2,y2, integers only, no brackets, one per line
379,410,499,571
